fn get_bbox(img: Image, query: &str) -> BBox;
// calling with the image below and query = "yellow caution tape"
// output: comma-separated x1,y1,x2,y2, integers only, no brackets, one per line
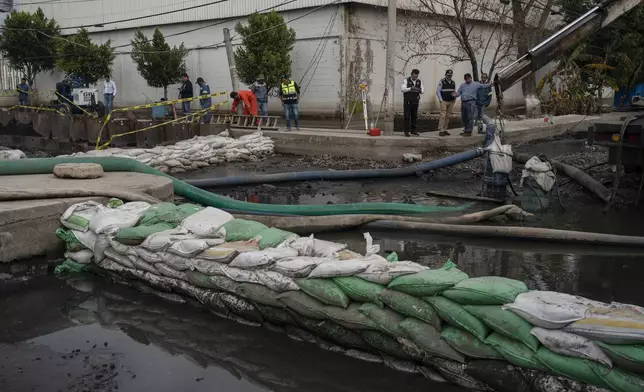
55,91,98,118
6,105,66,116
95,100,228,150
95,91,227,149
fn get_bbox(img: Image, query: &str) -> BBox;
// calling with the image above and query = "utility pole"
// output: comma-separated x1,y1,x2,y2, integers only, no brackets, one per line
223,27,242,114
383,0,396,135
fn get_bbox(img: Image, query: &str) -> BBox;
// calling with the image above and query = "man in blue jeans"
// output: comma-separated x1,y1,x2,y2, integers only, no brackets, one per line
453,73,493,136
278,74,300,131
196,77,212,123
251,74,268,117
17,77,29,106
102,76,116,114
179,73,193,116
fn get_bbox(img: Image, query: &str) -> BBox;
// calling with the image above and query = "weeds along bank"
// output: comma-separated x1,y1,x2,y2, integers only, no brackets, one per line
55,199,644,392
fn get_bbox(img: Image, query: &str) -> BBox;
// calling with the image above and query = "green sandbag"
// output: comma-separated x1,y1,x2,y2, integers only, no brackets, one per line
323,303,379,330
257,227,297,249
115,222,174,245
464,305,539,351
386,252,399,262
333,277,385,307
536,347,610,389
485,333,547,372
295,278,350,308
424,296,489,341
220,219,269,242
276,291,328,320
587,360,644,392
597,342,644,374
185,271,237,293
388,268,468,296
398,318,465,362
56,228,85,252
298,318,370,350
54,259,88,276
139,202,202,226
237,283,285,308
442,277,528,305
441,327,504,360
361,330,412,359
380,289,441,329
359,303,407,338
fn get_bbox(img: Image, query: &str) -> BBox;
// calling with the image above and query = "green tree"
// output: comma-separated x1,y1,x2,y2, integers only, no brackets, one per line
234,10,296,91
0,8,60,84
55,28,115,85
130,28,189,99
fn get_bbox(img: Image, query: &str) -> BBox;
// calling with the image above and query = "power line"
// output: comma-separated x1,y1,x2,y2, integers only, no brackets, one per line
300,4,339,98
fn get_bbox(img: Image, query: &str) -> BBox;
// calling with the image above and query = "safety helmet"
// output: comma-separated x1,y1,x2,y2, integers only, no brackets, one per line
445,69,453,76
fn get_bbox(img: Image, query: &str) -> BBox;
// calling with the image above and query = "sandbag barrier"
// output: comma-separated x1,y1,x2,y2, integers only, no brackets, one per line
59,130,274,174
55,200,644,392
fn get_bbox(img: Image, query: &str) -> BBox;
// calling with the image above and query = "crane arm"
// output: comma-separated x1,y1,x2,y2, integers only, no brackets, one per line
495,0,643,93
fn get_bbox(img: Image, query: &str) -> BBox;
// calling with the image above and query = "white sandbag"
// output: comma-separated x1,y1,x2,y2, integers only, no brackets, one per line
160,252,191,271
93,234,110,263
104,248,135,269
167,238,213,258
289,235,347,258
107,237,136,257
0,149,26,160
610,301,644,316
65,250,93,264
131,257,159,275
133,247,164,264
356,262,423,285
72,230,97,251
187,258,226,275
486,135,513,174
255,270,300,292
564,307,644,344
179,207,233,237
220,265,262,284
271,257,326,278
155,263,188,281
363,232,380,257
531,327,613,367
140,228,195,252
503,291,607,329
60,201,104,232
307,259,370,279
229,247,299,269
89,202,150,234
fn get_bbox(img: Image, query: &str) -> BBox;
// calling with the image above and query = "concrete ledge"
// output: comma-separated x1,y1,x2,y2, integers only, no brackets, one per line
229,114,598,160
0,172,174,262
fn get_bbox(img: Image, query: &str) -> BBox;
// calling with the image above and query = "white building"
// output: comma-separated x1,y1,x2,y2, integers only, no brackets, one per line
18,0,532,117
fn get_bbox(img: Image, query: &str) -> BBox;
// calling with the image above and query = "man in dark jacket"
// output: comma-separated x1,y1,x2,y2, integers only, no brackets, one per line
401,69,424,137
179,73,193,115
476,73,492,134
17,77,29,106
251,74,268,117
196,77,212,123
436,69,456,136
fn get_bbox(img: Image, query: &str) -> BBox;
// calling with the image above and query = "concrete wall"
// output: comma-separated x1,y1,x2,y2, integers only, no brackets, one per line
33,6,345,117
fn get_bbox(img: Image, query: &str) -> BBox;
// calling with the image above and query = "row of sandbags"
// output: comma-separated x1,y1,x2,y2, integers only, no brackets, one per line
56,200,644,392
58,130,274,173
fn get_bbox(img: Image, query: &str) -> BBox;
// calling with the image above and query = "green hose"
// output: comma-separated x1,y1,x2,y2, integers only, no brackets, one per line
0,157,472,216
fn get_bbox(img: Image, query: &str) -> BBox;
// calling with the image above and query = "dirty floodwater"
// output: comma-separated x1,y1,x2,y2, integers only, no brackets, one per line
3,139,644,392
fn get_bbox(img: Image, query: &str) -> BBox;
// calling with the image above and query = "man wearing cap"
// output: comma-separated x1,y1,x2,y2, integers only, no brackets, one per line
401,69,424,137
251,74,268,117
17,77,29,106
179,73,193,115
436,69,456,136
196,77,212,123
453,73,494,136
279,74,300,131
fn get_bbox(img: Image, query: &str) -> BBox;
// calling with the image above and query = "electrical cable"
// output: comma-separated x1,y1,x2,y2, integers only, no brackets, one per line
299,5,339,98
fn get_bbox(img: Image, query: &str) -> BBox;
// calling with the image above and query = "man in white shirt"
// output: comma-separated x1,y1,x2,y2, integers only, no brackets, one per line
103,76,116,115
400,69,424,137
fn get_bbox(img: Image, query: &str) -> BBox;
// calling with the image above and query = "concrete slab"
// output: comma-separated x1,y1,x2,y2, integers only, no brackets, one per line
0,172,174,263
229,114,599,160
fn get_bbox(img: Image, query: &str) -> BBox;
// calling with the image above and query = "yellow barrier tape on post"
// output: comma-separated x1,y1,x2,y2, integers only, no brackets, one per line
95,100,228,150
95,91,227,149
6,105,66,116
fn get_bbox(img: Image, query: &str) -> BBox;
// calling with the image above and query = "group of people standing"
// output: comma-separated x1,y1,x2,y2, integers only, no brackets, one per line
402,69,493,137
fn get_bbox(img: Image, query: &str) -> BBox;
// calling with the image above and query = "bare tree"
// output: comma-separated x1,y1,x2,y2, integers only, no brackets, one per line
400,0,518,81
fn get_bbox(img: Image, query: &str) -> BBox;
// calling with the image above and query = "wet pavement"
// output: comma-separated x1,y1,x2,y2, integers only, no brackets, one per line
3,138,644,391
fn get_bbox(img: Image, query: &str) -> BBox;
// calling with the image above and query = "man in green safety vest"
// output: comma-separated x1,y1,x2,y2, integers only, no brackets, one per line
279,74,300,132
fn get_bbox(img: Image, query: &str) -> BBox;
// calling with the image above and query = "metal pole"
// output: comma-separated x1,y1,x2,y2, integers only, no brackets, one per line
223,27,242,115
383,0,396,135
